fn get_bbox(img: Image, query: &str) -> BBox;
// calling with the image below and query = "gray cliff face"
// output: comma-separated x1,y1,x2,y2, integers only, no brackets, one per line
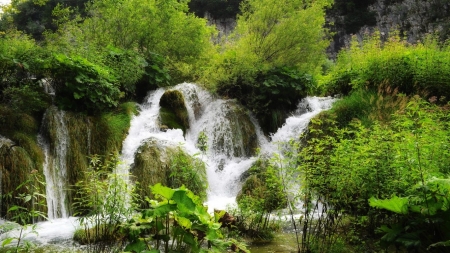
329,0,450,57
371,0,450,43
205,12,236,44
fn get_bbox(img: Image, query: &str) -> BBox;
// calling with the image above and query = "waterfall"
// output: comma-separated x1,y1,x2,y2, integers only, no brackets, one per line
119,83,336,211
38,108,69,219
0,83,335,247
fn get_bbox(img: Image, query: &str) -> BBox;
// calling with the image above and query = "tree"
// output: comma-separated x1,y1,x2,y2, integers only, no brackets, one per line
235,0,333,72
0,0,88,40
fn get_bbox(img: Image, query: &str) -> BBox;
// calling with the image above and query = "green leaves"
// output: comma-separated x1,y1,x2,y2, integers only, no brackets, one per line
51,53,121,112
369,196,409,214
123,184,247,253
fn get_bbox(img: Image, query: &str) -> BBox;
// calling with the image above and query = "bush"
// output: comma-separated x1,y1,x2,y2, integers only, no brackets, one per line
51,53,121,112
323,32,450,102
217,66,315,134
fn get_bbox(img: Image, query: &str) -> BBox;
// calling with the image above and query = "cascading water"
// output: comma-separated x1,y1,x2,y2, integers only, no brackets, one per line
1,83,335,248
120,83,335,211
38,108,70,219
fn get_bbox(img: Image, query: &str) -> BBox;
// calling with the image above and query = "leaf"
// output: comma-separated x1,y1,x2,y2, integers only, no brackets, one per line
172,190,196,212
7,206,19,212
124,239,147,253
23,195,32,203
175,215,192,229
428,240,450,249
151,183,174,200
369,196,409,214
73,92,83,99
1,237,14,247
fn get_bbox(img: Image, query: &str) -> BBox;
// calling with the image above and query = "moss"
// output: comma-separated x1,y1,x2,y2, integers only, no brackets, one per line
0,106,46,220
132,138,207,208
91,102,136,156
159,90,189,134
159,107,185,130
0,144,47,221
228,101,258,157
237,158,287,213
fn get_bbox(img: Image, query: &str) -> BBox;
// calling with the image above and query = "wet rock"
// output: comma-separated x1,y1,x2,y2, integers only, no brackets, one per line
159,90,189,135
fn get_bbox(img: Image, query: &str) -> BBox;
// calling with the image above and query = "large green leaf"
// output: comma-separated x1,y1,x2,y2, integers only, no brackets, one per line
369,196,409,214
151,183,175,200
172,190,196,212
124,239,147,253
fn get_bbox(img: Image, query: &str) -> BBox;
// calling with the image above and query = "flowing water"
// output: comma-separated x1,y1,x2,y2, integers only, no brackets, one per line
38,108,70,220
1,83,336,249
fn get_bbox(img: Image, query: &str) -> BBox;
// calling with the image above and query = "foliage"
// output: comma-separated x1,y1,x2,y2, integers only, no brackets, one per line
322,32,450,103
73,154,135,252
168,148,207,202
132,140,207,208
235,158,286,240
369,178,450,251
235,0,332,71
0,0,88,40
0,169,46,253
0,31,51,115
77,0,213,81
50,53,121,112
202,0,331,133
217,66,316,134
123,183,249,253
296,95,450,250
238,158,287,213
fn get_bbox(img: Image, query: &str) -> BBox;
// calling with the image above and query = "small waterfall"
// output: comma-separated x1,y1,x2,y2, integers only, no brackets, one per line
119,83,335,211
39,108,69,219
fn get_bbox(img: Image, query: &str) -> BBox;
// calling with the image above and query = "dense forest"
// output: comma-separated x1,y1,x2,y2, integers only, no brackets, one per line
1,0,450,252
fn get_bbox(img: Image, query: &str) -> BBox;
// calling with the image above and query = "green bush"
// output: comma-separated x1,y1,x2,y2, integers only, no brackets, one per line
51,53,121,112
323,32,450,102
217,66,315,134
299,96,450,231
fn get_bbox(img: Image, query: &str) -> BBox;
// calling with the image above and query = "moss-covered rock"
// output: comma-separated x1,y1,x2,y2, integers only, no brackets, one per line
237,158,287,213
0,105,46,221
226,101,258,157
159,90,189,134
202,100,258,158
131,137,207,208
0,137,46,222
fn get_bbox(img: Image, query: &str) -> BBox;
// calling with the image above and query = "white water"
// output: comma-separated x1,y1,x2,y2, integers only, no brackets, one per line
1,83,336,247
118,83,336,211
38,108,70,219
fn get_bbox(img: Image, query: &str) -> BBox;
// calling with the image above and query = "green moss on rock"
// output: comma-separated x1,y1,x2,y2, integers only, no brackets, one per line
159,90,189,134
237,158,287,212
131,137,207,208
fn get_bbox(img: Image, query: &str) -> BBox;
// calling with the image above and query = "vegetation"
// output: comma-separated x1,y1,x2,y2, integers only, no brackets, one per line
236,158,286,240
1,0,450,252
123,184,249,253
159,90,190,134
132,139,207,208
202,0,332,133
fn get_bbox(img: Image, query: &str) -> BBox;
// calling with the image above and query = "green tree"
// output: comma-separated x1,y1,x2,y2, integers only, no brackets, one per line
78,0,213,79
0,0,88,40
234,0,332,72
